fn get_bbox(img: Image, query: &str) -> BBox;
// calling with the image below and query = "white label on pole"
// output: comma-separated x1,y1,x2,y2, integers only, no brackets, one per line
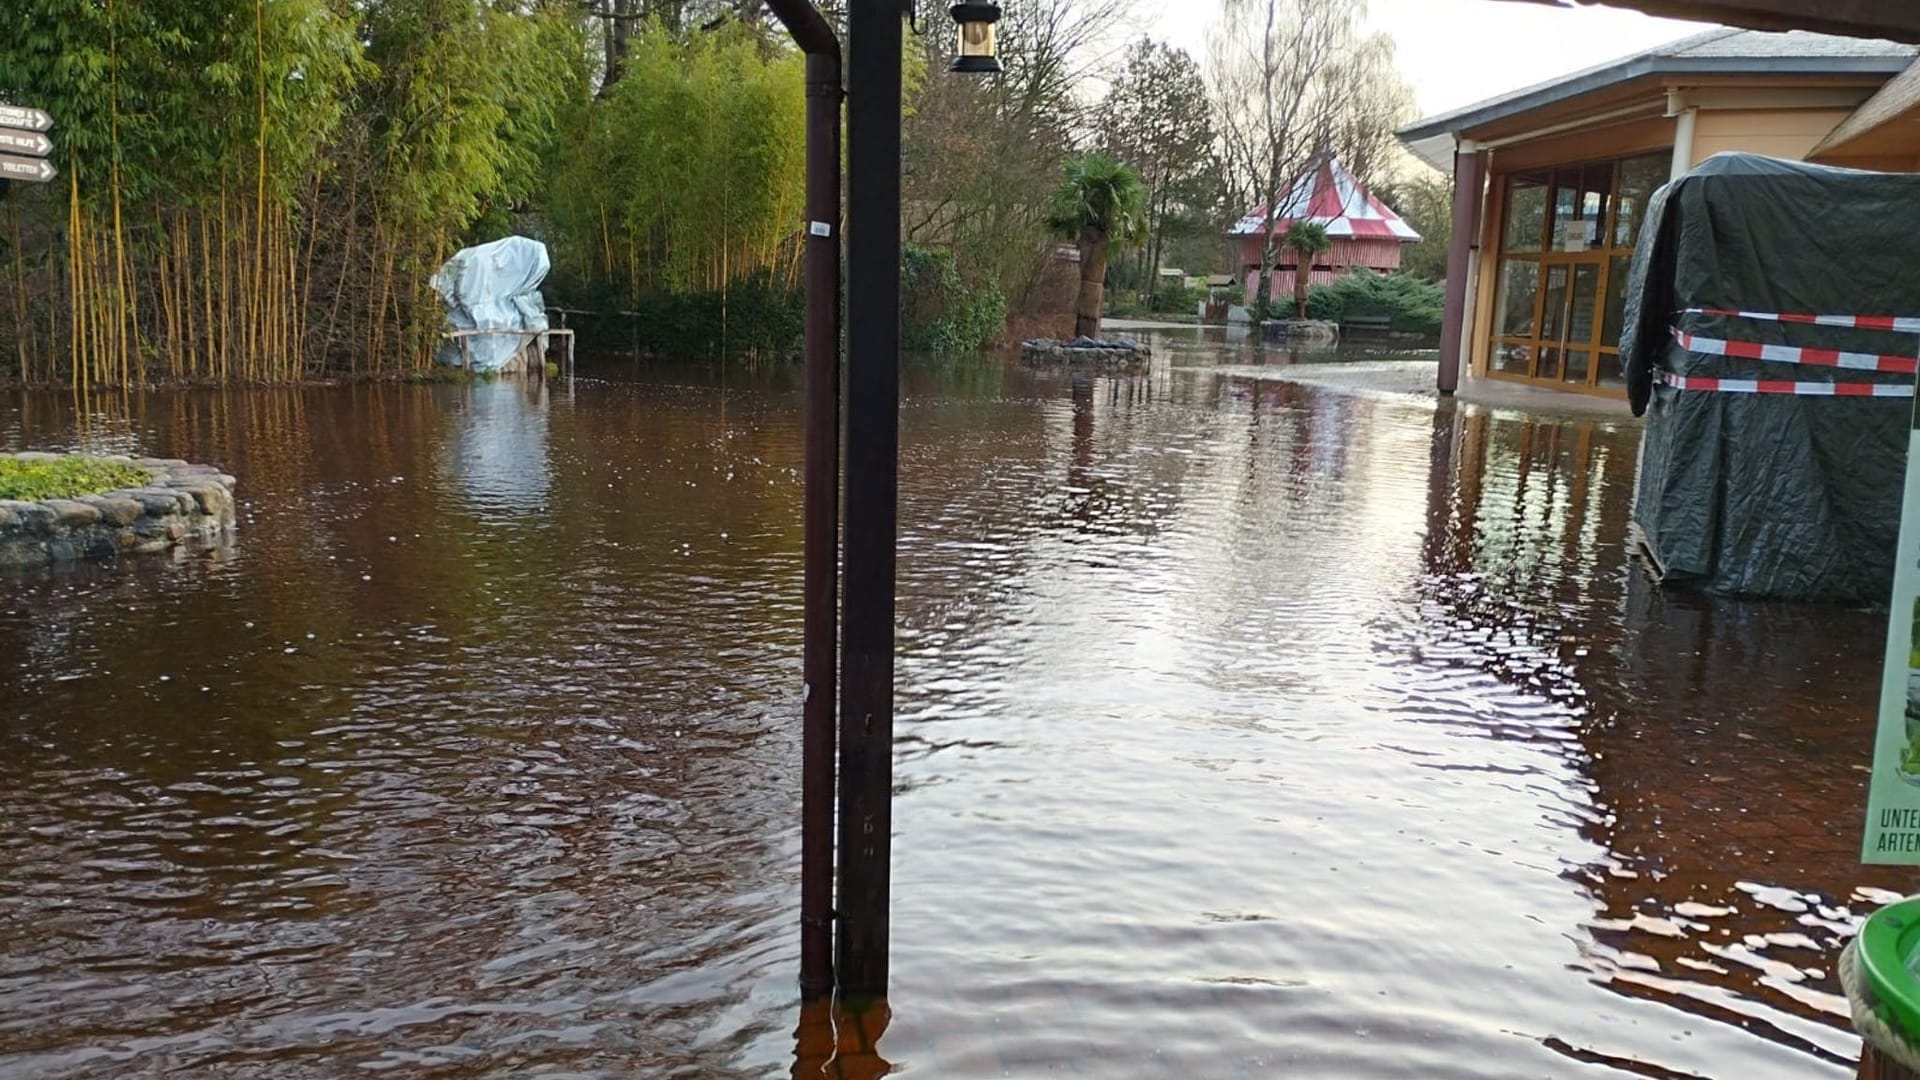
809,221,833,237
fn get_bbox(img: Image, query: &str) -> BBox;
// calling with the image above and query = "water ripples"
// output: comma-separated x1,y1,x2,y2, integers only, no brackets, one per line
0,350,1904,1078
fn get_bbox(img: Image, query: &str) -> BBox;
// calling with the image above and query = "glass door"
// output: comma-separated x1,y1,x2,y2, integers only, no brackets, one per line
1485,151,1669,393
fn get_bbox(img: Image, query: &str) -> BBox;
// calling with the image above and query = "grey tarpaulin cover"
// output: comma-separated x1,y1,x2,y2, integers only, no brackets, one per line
1621,153,1920,603
431,236,550,372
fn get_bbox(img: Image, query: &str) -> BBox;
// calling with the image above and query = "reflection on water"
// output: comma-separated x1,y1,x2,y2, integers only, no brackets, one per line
0,336,1903,1079
440,379,554,514
791,1000,891,1080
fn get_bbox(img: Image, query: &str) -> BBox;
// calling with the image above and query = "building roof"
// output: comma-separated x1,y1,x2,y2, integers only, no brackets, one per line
1812,60,1920,158
1227,153,1422,243
1490,0,1920,45
1399,28,1916,143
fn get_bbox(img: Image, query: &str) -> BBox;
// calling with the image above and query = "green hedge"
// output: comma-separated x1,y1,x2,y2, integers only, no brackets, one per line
902,245,1006,355
554,247,1008,361
563,271,804,360
1306,270,1445,336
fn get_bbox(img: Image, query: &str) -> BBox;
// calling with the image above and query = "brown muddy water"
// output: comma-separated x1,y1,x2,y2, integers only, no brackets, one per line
0,333,1909,1079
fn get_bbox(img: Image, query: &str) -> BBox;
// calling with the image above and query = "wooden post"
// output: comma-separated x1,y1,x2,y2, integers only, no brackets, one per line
1437,141,1483,396
836,0,902,1001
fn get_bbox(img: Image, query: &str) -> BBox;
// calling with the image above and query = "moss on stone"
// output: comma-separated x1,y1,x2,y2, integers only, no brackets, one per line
0,456,152,501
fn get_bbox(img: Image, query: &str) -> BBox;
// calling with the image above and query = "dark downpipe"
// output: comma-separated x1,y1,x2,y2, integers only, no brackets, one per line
764,0,842,1003
837,0,903,1000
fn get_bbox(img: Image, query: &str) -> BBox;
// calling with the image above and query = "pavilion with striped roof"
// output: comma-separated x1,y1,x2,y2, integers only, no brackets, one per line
1227,152,1422,303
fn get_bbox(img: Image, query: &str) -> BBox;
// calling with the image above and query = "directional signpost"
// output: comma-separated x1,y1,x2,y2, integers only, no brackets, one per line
0,105,54,185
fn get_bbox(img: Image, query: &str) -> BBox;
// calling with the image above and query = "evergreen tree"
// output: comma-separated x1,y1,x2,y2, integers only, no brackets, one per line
1099,39,1224,296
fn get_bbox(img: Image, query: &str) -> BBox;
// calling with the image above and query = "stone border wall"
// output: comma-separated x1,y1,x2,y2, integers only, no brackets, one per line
0,454,237,569
1019,338,1152,373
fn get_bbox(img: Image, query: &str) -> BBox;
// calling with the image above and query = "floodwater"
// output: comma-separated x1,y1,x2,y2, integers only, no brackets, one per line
0,332,1907,1079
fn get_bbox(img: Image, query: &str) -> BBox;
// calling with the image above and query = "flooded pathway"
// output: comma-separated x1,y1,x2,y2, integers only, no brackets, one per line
0,340,1906,1078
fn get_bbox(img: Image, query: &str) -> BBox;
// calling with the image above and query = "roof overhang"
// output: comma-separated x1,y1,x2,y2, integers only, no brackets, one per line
1812,60,1920,159
1492,1,1920,45
1400,55,1908,143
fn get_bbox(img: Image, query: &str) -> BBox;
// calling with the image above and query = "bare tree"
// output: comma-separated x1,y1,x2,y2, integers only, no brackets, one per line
1209,0,1410,308
902,0,1139,307
591,0,780,91
1322,31,1416,192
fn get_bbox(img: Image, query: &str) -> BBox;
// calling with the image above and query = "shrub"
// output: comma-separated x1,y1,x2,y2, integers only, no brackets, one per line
566,270,804,360
1150,285,1198,315
0,457,152,501
1307,271,1445,336
902,245,1007,354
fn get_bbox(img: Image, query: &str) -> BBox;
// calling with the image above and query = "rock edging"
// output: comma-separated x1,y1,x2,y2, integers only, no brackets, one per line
0,453,237,569
1020,336,1152,372
1259,318,1339,345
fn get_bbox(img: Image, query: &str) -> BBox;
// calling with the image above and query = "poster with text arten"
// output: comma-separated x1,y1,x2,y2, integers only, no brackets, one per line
1864,372,1920,863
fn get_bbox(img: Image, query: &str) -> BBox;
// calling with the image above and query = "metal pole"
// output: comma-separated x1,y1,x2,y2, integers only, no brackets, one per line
1436,142,1484,396
764,0,844,1003
837,0,901,1000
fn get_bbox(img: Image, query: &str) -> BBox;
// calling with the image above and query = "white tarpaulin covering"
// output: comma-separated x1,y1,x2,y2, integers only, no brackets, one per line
431,236,551,372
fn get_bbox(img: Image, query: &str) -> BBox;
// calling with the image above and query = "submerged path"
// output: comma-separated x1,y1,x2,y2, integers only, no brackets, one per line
0,341,1897,1078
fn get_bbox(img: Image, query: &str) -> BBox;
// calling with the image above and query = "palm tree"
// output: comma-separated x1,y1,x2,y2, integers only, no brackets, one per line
1285,220,1332,320
1045,154,1149,340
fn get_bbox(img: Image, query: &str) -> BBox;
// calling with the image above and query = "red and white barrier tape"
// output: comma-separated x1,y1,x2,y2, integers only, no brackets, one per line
1680,307,1920,335
1658,370,1914,397
1670,327,1919,375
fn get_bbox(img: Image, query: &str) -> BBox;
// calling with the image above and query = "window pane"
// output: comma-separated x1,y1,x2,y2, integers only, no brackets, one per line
1494,341,1532,375
1563,349,1591,385
1614,152,1669,249
1585,164,1614,248
1540,263,1571,344
1550,167,1611,253
1496,259,1540,338
1569,263,1601,345
1550,171,1580,252
1603,255,1631,347
1597,351,1626,388
1537,346,1562,381
1504,172,1549,253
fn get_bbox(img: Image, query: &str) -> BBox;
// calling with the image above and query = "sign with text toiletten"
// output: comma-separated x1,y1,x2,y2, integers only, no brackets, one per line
1864,381,1920,863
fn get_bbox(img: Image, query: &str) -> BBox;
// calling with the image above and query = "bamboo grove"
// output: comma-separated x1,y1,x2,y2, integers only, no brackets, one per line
0,3,811,386
547,27,807,300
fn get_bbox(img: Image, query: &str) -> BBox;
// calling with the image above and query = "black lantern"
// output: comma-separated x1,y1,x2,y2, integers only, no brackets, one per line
949,2,1002,74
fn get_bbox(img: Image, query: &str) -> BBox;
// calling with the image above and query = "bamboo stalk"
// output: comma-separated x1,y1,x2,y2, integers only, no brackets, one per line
253,0,269,377
67,175,83,395
200,207,216,381
9,195,28,385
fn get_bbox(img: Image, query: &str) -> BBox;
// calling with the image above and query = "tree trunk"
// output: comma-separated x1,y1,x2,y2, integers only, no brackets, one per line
1294,255,1311,319
602,0,638,94
1146,187,1168,305
1257,222,1276,314
1075,227,1109,340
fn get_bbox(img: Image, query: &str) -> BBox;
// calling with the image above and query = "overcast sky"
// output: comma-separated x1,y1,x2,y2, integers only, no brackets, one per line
1145,0,1709,119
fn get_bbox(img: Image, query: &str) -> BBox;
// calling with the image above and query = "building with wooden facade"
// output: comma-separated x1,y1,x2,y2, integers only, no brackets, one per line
1400,28,1920,398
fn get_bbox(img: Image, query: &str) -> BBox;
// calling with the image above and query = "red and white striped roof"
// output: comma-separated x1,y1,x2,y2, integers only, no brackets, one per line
1228,153,1422,243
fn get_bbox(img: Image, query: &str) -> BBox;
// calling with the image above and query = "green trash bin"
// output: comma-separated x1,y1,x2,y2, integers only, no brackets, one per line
1845,897,1920,1080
